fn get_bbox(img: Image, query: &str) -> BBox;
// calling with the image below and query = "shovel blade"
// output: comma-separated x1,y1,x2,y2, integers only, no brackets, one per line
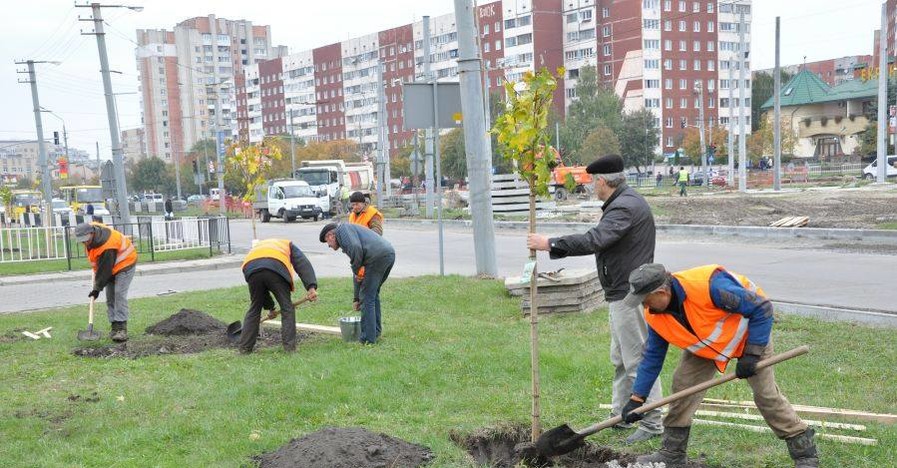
533,423,585,459
77,330,102,341
226,321,242,342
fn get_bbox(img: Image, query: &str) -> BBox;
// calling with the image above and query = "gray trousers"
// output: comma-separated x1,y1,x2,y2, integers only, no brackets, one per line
608,299,663,433
104,266,135,323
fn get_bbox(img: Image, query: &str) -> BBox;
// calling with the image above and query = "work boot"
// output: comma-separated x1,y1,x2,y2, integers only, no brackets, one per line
786,428,819,468
625,428,660,444
635,426,690,467
110,321,128,342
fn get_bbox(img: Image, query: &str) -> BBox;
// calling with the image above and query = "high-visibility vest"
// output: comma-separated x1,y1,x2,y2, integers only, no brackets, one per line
644,264,766,373
86,223,137,275
678,170,689,183
349,206,383,231
242,239,297,290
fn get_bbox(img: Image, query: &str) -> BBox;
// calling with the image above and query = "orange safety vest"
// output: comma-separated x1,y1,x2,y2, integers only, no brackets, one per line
86,223,138,275
349,206,383,230
644,264,766,373
242,239,298,290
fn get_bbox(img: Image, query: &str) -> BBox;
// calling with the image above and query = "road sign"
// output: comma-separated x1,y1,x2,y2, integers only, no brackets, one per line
402,82,463,129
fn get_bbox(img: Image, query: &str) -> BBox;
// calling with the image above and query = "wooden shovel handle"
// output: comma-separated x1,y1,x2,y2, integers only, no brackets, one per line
262,296,311,322
88,297,95,326
578,345,810,437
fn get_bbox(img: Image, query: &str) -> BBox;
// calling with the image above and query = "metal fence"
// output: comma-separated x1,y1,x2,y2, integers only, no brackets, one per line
806,163,865,178
0,216,230,270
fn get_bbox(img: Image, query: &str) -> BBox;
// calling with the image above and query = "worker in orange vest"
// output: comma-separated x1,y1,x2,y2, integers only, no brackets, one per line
347,191,383,312
620,263,818,468
240,239,318,353
74,222,138,342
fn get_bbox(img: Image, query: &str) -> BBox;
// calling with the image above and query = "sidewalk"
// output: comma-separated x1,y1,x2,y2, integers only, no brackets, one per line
0,254,244,287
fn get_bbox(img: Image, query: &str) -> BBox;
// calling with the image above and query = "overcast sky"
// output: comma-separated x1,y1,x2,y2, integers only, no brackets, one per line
0,0,884,156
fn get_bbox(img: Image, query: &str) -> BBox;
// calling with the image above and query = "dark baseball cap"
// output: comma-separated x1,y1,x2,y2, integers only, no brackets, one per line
319,222,338,243
73,222,95,242
622,263,669,308
585,154,624,174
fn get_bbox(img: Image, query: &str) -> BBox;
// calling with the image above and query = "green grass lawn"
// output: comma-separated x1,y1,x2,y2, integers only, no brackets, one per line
1,276,894,467
877,222,897,230
0,248,216,277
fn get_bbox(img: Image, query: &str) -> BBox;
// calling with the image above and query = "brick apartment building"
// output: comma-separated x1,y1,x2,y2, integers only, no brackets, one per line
755,55,875,87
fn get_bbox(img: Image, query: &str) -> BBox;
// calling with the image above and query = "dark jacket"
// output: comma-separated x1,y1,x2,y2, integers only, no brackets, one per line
242,242,317,291
335,223,395,275
87,224,136,291
548,184,656,301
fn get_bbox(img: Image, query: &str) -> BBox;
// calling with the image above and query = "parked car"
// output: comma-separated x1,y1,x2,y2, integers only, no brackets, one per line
862,156,897,180
187,194,207,203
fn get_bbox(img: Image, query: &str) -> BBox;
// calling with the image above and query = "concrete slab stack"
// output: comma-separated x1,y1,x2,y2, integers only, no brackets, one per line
504,268,604,315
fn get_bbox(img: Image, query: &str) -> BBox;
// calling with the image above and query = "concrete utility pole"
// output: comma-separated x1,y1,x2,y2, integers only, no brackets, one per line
727,58,735,187
289,109,297,177
877,2,888,183
78,3,141,225
738,9,748,192
696,82,707,186
453,0,498,277
16,60,54,225
376,61,388,204
214,80,226,216
773,16,782,191
422,16,435,218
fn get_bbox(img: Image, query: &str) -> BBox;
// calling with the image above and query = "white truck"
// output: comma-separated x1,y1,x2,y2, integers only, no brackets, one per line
294,160,374,215
253,180,329,223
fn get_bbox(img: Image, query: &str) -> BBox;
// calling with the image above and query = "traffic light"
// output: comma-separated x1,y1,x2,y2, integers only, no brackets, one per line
53,131,60,145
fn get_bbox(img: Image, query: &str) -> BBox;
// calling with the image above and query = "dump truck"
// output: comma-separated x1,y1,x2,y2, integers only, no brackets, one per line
295,160,374,215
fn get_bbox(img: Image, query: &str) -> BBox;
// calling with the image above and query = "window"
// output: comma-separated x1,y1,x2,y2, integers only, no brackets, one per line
707,80,715,91
602,7,609,18
517,33,532,45
568,68,579,79
645,98,660,108
707,2,714,13
679,1,686,12
665,117,673,128
505,18,516,29
679,20,686,31
693,1,700,12
693,40,701,52
645,59,659,69
664,20,672,31
679,78,687,89
483,23,490,35
679,59,687,71
495,21,501,32
643,0,659,8
664,78,673,89
519,15,532,26
644,39,660,49
708,60,715,71
693,21,701,32
603,64,612,75
666,97,673,109
707,41,715,52
603,44,612,56
664,59,672,70
505,36,517,47
721,79,729,89
566,88,577,98
495,40,502,51
679,40,686,51
566,13,577,23
707,21,715,33
664,0,671,12
663,39,672,51
602,25,611,37
666,137,674,147
645,79,660,88
483,41,490,52
694,59,701,71
644,19,659,30
708,98,715,108
580,10,592,22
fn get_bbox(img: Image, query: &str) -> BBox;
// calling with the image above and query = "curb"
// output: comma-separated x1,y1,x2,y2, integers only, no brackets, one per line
0,256,244,287
772,301,897,327
384,218,897,243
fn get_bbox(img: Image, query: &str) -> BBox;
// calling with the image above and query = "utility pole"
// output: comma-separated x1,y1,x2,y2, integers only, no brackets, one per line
214,81,226,216
16,60,54,226
773,16,782,191
727,58,735,187
737,9,748,192
696,82,707,186
78,2,141,225
376,62,388,204
454,0,498,277
96,141,100,181
289,109,297,177
877,2,888,183
422,16,435,218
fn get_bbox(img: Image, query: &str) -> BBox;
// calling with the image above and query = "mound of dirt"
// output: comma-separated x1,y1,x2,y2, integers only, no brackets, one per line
254,427,434,468
0,328,26,343
144,309,227,335
452,424,707,468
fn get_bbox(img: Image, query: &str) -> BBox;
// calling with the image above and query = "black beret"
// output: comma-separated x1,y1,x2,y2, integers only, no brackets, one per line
319,223,339,243
586,154,624,174
349,191,365,203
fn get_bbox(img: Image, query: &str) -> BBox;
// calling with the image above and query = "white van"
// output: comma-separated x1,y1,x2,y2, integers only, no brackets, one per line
254,180,329,222
863,156,897,180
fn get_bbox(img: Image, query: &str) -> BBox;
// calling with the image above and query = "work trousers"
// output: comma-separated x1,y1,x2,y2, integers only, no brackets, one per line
358,252,395,344
608,300,664,434
240,269,297,352
104,266,135,323
678,181,688,196
663,338,808,439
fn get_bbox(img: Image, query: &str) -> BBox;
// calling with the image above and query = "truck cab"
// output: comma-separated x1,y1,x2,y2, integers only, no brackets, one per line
257,180,329,223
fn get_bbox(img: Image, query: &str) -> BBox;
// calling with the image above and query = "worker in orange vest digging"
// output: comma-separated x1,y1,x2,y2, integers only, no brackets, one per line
74,222,138,342
240,239,318,353
347,191,383,312
620,263,818,468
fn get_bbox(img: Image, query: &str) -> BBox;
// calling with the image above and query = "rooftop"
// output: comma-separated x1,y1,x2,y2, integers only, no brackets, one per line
761,69,877,109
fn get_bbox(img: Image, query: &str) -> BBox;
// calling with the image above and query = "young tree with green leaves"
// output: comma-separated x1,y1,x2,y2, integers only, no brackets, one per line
492,67,563,442
227,141,283,240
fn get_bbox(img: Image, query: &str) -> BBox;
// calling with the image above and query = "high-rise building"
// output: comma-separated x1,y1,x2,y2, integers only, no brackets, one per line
135,16,287,163
120,128,147,162
239,0,752,158
755,55,874,87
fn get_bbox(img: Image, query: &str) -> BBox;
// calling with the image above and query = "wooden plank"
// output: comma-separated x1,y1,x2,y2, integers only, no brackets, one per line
22,331,41,340
699,400,897,425
692,419,877,446
596,404,864,431
264,320,341,336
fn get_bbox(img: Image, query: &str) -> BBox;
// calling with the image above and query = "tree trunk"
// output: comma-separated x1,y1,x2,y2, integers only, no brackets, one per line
528,187,541,442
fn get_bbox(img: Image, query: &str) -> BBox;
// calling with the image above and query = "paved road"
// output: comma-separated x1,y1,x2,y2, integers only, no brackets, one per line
1,218,893,314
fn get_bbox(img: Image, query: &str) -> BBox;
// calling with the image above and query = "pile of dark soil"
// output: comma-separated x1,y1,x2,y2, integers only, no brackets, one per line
73,309,299,358
254,427,434,468
0,328,26,343
452,424,707,468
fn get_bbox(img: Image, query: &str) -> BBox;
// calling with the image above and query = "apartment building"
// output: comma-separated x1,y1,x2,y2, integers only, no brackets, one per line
0,141,65,180
136,16,287,162
755,55,874,87
120,128,147,162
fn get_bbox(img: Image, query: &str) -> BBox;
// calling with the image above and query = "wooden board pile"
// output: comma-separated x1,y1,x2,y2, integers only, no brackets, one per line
491,174,556,215
770,216,809,228
504,268,604,315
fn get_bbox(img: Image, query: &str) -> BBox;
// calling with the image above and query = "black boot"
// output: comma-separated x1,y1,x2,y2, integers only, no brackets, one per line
111,321,128,342
636,426,690,467
786,428,819,468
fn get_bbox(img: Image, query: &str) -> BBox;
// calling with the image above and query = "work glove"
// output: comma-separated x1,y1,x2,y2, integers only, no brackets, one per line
353,300,361,312
88,290,100,300
736,353,761,379
621,395,645,423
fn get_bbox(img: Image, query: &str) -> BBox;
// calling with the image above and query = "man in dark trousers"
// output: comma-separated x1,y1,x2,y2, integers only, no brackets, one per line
527,154,663,443
620,263,818,467
320,222,395,344
74,222,138,342
240,239,318,353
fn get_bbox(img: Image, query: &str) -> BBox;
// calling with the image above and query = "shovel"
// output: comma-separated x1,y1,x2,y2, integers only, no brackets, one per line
226,296,310,341
77,298,102,341
531,345,810,460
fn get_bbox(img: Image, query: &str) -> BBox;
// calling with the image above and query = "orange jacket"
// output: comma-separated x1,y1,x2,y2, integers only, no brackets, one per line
86,223,137,276
242,239,298,291
644,264,765,372
349,207,382,230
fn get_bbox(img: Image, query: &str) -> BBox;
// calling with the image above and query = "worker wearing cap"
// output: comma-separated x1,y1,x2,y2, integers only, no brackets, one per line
74,222,138,342
320,222,395,344
620,263,818,468
527,154,663,443
347,191,383,311
240,239,318,353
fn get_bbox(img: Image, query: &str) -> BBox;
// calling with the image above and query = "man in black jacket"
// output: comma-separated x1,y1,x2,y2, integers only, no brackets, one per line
527,154,663,443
